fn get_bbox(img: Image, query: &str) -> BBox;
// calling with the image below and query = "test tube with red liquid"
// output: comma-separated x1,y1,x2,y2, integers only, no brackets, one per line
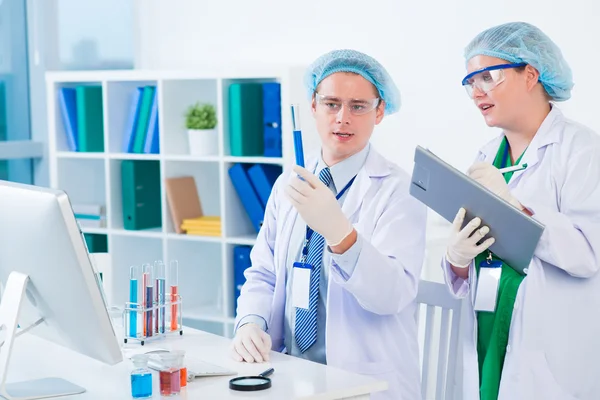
169,260,179,332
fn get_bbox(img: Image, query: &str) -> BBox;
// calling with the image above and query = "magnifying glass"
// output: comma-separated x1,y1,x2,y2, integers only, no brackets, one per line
229,368,274,391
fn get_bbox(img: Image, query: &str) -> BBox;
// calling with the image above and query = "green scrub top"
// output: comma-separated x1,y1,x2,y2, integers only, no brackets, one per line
475,137,527,400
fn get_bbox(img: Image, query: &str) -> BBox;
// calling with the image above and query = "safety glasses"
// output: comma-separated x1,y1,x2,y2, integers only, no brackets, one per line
461,63,527,97
314,92,381,116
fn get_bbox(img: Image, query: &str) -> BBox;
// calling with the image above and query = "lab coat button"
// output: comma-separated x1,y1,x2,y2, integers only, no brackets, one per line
506,344,512,353
514,301,518,309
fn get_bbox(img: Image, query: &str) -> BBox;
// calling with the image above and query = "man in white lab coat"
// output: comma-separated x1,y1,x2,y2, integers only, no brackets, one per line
442,22,600,399
230,49,427,400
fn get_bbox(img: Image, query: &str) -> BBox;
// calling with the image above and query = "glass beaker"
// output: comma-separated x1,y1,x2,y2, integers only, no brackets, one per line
172,350,187,388
130,354,152,398
158,353,182,396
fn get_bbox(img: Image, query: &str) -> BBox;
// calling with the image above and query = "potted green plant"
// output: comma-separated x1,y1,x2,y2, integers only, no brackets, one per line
185,102,218,156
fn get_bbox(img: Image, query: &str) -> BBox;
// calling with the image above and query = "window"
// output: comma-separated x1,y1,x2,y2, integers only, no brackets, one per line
21,0,135,187
57,0,134,70
0,0,33,184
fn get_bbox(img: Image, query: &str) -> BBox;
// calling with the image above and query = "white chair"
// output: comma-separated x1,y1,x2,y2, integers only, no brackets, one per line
416,280,463,400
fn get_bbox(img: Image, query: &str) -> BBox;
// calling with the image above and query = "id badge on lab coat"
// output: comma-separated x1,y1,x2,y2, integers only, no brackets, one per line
474,259,502,313
292,262,312,310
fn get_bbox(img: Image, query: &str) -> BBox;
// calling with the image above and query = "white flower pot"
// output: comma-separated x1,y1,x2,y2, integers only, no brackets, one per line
187,128,218,156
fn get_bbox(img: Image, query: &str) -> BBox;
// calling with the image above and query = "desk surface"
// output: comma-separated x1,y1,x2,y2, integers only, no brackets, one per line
7,326,387,399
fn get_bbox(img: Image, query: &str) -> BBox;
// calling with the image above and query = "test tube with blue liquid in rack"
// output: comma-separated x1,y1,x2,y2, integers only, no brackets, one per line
129,265,141,338
154,260,166,334
123,259,183,344
291,104,305,167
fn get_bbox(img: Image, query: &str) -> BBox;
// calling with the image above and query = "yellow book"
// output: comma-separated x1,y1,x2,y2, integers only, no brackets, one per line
181,224,221,231
182,223,221,232
182,221,220,227
182,223,222,229
183,216,221,223
181,216,221,230
181,222,221,229
186,230,222,237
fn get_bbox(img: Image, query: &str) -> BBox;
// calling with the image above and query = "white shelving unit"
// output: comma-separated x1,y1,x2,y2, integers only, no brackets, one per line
46,67,314,338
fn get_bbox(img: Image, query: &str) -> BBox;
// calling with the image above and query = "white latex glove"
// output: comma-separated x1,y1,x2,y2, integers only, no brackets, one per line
284,165,353,246
230,323,272,363
468,162,523,209
446,208,496,268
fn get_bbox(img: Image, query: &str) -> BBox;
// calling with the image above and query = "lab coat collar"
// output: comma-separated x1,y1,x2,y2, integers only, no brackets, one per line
316,143,370,194
342,146,392,220
306,143,392,181
480,105,563,184
305,144,392,220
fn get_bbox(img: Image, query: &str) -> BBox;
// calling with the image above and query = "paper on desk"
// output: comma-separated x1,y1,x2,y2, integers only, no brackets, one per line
122,346,169,359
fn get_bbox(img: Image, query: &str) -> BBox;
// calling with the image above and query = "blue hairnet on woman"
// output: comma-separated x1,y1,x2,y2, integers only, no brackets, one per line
464,21,574,101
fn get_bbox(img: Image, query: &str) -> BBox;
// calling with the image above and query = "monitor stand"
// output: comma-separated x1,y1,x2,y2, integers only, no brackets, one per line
0,272,86,400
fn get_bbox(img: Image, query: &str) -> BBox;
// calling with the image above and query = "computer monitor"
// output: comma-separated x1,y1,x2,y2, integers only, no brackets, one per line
0,180,122,399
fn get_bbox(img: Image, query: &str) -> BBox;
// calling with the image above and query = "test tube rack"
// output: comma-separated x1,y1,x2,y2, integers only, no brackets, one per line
122,294,183,345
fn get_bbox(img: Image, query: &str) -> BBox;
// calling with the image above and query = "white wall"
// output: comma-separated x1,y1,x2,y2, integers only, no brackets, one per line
134,0,600,282
57,0,134,69
135,0,599,171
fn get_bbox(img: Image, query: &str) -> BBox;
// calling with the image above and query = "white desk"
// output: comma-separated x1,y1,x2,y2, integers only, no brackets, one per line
7,326,387,399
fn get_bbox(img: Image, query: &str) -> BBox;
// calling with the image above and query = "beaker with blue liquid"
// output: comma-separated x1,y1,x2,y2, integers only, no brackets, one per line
130,354,153,398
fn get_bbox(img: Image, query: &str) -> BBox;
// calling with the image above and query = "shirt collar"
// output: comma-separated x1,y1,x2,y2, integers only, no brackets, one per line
316,143,371,194
481,104,563,160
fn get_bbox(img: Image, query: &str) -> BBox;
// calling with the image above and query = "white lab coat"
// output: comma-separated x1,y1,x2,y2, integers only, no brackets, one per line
236,147,428,400
442,106,600,399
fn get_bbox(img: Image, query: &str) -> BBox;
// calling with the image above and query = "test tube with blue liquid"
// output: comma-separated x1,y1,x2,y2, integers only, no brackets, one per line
154,260,166,334
291,104,305,167
129,265,141,338
143,264,154,337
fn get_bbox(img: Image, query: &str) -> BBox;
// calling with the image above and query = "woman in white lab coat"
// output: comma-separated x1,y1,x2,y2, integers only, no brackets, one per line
231,49,427,399
442,22,600,400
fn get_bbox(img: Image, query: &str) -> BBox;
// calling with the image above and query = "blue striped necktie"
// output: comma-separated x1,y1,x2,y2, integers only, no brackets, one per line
294,167,333,353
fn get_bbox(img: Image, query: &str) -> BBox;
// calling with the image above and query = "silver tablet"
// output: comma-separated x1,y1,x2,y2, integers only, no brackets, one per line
409,146,544,274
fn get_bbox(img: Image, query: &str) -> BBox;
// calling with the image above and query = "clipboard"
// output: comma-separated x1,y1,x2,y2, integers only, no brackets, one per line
409,145,544,274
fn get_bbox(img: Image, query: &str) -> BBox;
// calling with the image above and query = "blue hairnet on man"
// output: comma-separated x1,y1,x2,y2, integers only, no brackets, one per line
304,49,401,114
